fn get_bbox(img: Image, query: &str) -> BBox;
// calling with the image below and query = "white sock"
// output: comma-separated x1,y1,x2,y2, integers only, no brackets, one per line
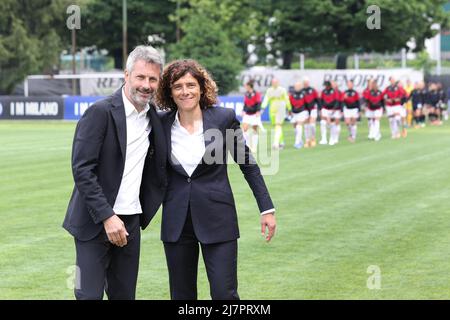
311,123,316,140
295,124,303,145
351,124,357,139
374,119,380,137
336,124,341,142
395,115,402,131
320,120,327,141
389,117,398,136
330,124,336,143
304,124,310,141
251,130,259,151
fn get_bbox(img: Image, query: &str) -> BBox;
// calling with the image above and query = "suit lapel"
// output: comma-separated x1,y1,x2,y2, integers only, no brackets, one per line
202,108,215,149
147,104,163,162
191,108,216,178
111,89,127,159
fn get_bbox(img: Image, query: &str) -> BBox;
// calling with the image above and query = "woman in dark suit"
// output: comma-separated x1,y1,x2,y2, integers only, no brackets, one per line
156,59,276,300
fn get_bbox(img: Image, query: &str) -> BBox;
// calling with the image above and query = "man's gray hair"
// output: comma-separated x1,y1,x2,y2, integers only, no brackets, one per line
126,45,164,74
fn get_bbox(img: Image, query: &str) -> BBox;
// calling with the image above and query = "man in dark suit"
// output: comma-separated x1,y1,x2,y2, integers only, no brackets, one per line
63,46,167,300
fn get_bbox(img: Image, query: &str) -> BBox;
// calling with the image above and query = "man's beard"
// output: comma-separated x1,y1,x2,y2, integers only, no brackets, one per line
130,86,154,108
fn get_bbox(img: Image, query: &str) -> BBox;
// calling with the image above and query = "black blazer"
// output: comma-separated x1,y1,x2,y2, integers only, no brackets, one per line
63,89,167,241
160,107,274,244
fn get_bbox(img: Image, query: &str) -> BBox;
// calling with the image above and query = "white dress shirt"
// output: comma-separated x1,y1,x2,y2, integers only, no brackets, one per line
171,111,274,216
113,89,151,215
171,112,205,177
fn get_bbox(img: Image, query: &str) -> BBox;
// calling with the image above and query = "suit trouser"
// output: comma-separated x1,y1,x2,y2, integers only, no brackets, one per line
163,211,239,300
74,214,141,300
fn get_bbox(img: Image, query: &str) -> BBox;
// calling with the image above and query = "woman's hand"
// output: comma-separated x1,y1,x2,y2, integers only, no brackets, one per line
261,213,276,242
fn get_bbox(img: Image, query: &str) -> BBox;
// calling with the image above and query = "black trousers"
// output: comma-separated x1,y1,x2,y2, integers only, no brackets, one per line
163,211,239,300
74,214,141,300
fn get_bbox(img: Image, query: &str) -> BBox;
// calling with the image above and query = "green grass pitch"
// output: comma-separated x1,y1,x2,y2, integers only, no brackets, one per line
0,119,449,299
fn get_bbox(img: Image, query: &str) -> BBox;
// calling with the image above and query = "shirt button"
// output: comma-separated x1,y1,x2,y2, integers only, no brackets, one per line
187,178,191,183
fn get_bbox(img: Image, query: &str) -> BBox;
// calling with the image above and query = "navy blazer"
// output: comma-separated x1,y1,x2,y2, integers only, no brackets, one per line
63,89,167,241
160,107,274,244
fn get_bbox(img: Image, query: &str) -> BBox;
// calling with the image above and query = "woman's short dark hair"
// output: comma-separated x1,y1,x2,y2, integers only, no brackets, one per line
156,59,218,110
246,80,255,89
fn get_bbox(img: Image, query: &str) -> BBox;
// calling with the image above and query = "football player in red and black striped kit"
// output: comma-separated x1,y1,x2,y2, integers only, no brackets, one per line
320,81,341,145
382,77,407,139
362,78,374,105
365,81,384,141
301,77,320,148
343,80,360,143
289,81,308,149
242,80,262,152
332,81,344,145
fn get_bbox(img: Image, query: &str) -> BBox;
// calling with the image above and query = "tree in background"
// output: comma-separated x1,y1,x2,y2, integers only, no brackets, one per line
270,0,449,69
78,0,176,69
73,0,450,72
327,0,449,69
170,0,271,66
268,0,332,69
170,0,270,93
0,0,72,94
169,14,242,94
1,0,449,94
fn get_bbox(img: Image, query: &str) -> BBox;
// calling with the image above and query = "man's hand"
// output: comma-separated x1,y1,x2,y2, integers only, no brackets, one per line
261,213,276,242
103,215,129,247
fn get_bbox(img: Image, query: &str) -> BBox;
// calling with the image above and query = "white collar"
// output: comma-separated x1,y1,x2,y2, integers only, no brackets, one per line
173,111,203,135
